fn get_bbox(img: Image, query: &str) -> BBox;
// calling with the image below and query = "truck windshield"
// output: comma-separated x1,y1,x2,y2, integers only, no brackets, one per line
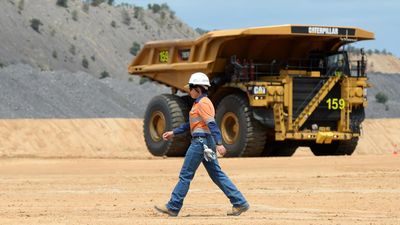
325,52,350,76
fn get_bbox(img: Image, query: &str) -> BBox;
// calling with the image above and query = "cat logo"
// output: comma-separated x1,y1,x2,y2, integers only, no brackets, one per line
253,86,266,95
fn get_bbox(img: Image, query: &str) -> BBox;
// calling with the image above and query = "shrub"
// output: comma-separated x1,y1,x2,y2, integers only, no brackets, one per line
134,6,143,19
91,0,105,6
18,0,24,13
129,42,141,55
160,11,166,20
69,44,76,55
72,10,78,21
91,55,96,61
107,0,114,5
52,50,58,59
100,71,110,79
148,4,161,13
111,20,116,28
139,77,149,85
56,0,68,8
0,62,4,68
195,27,208,35
169,11,175,20
121,9,130,26
82,56,89,68
375,92,388,104
30,18,43,33
82,3,90,13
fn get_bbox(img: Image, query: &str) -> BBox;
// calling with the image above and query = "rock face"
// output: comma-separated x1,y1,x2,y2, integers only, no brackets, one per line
0,0,199,79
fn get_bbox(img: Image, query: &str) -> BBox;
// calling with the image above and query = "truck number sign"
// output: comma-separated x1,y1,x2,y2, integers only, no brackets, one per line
159,50,169,63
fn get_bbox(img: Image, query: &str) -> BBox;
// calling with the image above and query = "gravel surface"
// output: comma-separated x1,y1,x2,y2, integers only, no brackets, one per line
0,64,167,118
0,64,398,119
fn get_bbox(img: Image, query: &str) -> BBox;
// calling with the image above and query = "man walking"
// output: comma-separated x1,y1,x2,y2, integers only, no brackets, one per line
155,72,249,217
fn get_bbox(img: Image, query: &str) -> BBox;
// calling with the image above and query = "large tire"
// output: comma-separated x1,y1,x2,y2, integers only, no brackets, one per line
143,94,190,157
216,94,267,157
310,137,358,156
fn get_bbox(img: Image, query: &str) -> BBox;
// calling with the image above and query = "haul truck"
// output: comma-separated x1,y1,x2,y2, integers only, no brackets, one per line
128,24,374,157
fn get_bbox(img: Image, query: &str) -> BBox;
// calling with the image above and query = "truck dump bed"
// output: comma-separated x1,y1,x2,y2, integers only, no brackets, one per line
128,24,374,91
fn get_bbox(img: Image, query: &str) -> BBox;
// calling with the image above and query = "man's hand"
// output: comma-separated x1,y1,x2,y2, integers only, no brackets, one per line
162,131,174,140
216,145,226,156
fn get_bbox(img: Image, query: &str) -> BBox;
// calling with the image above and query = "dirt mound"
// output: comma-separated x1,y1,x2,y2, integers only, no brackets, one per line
0,118,151,159
0,118,398,158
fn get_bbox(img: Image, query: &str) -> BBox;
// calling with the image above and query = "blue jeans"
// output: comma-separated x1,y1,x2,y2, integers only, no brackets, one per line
166,135,248,213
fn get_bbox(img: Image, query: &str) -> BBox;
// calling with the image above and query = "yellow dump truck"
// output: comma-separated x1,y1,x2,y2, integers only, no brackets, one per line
128,24,374,157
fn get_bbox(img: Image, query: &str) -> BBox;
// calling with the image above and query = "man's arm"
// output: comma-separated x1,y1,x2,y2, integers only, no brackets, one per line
172,122,190,135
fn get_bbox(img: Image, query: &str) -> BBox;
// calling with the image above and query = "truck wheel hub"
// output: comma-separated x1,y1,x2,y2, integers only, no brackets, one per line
221,112,239,144
149,111,165,142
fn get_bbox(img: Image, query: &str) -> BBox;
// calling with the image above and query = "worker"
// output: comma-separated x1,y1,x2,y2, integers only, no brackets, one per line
155,72,249,217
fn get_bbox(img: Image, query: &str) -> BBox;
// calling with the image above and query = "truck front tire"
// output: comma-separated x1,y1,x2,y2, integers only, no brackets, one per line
216,94,266,157
143,94,190,156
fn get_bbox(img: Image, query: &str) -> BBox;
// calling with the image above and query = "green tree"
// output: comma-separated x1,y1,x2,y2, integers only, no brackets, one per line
375,92,388,104
148,4,161,13
139,77,149,85
107,0,114,5
121,9,130,26
82,56,89,69
56,0,68,8
72,10,78,21
91,0,105,6
134,6,143,19
18,0,24,13
130,42,141,55
69,44,76,55
100,71,110,79
52,50,58,59
30,18,43,33
82,3,90,13
111,20,116,28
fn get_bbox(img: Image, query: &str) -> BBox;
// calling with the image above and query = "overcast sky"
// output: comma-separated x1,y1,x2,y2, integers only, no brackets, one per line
116,0,399,56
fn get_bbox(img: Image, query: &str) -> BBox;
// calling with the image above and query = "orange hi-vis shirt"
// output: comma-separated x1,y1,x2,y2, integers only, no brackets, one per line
190,96,215,135
172,94,222,145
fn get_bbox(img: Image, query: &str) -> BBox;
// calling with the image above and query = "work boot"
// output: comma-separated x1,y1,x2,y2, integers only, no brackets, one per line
227,203,249,216
154,205,178,217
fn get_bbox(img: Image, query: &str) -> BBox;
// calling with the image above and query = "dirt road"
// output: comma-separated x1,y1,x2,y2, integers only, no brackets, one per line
1,155,399,225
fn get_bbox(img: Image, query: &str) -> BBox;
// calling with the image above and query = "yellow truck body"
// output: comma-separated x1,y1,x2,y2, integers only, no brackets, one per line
129,24,374,157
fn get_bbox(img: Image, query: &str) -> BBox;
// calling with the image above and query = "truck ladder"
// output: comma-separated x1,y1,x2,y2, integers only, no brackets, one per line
293,76,341,130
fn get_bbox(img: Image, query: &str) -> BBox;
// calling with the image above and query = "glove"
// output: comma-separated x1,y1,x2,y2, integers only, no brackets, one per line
203,144,216,162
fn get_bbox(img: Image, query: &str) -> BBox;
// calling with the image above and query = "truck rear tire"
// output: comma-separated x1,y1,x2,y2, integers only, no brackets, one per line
216,94,266,157
143,94,190,156
310,138,358,156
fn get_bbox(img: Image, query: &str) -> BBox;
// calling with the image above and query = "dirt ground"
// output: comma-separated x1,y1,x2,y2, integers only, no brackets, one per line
0,118,399,224
0,155,399,225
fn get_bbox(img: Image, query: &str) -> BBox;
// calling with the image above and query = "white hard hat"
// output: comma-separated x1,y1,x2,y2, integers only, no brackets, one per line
185,72,210,88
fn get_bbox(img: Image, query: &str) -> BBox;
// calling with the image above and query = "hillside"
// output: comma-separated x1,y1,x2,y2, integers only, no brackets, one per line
1,1,400,78
0,0,198,79
350,53,400,74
